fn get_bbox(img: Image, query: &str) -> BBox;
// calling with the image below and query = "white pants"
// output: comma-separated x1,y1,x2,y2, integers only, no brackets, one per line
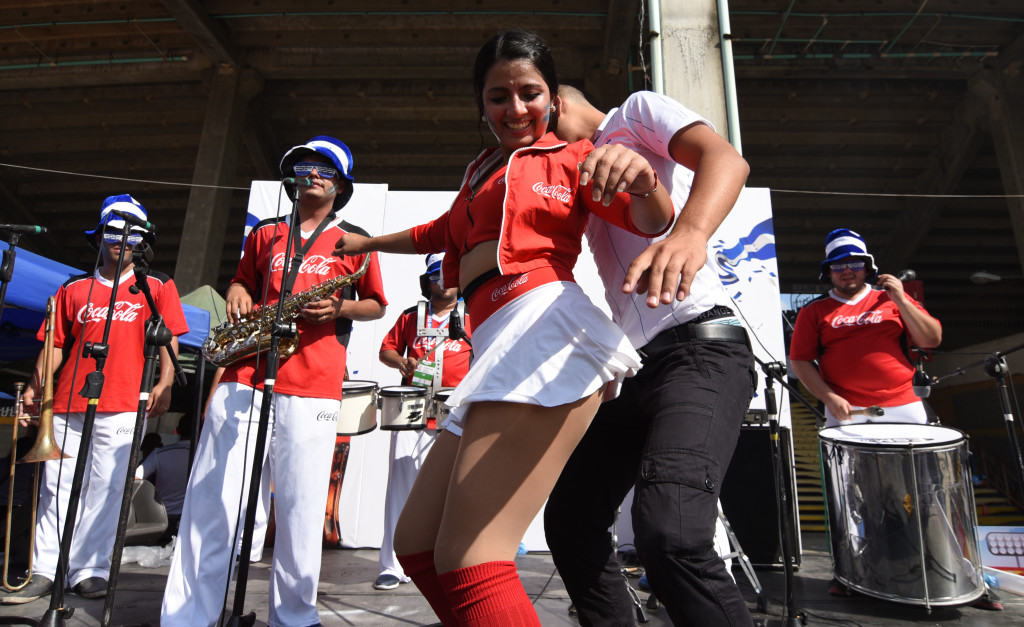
162,383,337,627
377,428,438,581
33,411,139,587
824,400,928,429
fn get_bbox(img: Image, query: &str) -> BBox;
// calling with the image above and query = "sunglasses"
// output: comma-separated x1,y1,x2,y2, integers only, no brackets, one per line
293,161,338,179
829,260,866,273
102,232,144,247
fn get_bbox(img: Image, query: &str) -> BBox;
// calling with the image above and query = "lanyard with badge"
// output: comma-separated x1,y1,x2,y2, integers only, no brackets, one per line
412,302,449,389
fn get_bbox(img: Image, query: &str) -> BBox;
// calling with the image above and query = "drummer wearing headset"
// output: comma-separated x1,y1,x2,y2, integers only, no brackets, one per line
789,228,942,429
373,252,472,591
788,229,1009,610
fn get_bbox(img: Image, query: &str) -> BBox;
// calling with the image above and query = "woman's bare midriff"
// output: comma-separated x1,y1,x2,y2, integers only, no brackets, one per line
459,240,500,292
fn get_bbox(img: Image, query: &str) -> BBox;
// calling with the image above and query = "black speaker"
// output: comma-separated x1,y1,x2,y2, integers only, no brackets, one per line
719,425,801,568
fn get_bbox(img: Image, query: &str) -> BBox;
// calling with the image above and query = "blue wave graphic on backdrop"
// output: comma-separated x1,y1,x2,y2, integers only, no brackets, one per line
710,218,777,299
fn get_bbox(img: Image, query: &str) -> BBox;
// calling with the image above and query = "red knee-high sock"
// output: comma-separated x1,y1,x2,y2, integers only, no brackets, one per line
397,551,459,625
438,561,540,626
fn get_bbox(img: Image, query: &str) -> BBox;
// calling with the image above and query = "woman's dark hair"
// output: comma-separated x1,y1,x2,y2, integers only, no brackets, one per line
473,30,559,117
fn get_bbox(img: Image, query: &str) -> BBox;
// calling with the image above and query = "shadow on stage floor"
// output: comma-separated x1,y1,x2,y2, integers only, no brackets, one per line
1,531,1021,626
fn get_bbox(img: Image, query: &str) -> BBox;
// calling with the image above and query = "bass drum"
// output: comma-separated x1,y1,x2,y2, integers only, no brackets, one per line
819,423,984,608
337,380,378,436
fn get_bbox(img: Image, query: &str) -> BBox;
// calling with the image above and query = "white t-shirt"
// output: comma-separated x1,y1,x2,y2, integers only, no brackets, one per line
586,90,732,348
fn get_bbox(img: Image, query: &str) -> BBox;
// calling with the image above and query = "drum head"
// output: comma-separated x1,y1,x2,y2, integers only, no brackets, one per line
380,386,427,397
819,422,963,449
433,387,455,402
343,380,377,394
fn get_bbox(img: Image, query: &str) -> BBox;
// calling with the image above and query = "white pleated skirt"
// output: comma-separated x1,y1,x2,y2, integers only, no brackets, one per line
441,280,640,436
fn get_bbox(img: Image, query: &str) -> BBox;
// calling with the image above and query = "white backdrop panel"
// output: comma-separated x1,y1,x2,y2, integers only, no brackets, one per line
240,183,783,550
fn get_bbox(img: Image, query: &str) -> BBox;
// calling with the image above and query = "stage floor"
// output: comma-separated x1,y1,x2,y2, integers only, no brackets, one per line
1,532,1021,626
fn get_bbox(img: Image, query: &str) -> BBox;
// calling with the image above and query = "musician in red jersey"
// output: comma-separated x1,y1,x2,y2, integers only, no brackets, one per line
163,136,387,627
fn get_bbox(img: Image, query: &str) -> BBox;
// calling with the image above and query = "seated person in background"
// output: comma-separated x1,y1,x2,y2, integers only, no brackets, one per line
140,433,163,463
137,415,194,546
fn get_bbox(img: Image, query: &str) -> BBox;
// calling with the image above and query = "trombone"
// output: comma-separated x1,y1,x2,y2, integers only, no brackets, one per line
2,296,68,591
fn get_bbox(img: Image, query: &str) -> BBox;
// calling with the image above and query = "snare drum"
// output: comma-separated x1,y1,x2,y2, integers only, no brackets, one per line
337,380,378,436
431,387,455,428
819,423,983,608
379,386,428,430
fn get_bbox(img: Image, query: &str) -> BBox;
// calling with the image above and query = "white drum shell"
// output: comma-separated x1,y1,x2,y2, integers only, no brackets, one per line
819,423,984,607
380,386,428,431
338,381,378,436
431,387,455,423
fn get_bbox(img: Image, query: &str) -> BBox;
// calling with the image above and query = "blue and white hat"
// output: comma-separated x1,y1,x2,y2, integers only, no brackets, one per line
85,194,154,250
819,228,877,282
279,135,355,211
425,253,444,275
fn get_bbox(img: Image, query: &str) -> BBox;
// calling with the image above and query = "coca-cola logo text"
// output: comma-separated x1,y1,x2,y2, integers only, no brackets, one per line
77,301,144,324
830,310,884,328
532,181,573,203
491,273,530,302
271,253,334,277
117,427,135,435
316,410,339,422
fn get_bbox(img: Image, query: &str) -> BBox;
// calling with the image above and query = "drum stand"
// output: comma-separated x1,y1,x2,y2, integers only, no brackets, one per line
610,506,648,623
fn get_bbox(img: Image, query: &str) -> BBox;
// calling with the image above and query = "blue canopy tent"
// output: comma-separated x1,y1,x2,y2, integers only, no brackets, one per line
1,249,210,357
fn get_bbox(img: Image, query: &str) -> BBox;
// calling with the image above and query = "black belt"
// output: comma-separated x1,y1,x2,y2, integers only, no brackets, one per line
461,268,501,303
638,310,748,360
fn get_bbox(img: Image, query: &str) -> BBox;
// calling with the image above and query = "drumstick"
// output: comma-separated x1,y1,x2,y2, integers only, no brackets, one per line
849,405,884,417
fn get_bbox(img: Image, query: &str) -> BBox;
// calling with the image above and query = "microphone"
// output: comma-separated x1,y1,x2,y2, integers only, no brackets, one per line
282,177,314,187
0,224,48,235
110,209,156,233
896,269,916,282
913,366,933,398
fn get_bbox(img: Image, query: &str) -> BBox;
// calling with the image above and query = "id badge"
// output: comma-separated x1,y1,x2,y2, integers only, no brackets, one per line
412,360,437,388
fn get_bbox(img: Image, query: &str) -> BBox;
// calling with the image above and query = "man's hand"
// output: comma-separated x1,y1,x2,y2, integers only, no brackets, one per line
876,273,907,303
578,144,659,207
396,356,418,379
147,382,172,418
302,296,342,324
333,233,371,258
225,283,254,324
824,393,853,423
17,384,40,427
623,229,709,308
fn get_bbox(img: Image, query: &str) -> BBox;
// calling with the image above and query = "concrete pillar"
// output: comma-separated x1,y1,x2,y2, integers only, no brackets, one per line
174,67,260,293
656,0,730,140
981,71,1024,275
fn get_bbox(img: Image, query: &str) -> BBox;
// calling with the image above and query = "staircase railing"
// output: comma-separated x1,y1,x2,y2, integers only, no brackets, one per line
971,442,1024,512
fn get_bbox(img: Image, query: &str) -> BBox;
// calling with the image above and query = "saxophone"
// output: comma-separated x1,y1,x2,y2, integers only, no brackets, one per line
202,254,371,367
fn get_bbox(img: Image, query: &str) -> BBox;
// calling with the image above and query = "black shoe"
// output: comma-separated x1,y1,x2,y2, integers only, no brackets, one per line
373,573,400,590
1,575,53,605
72,576,108,599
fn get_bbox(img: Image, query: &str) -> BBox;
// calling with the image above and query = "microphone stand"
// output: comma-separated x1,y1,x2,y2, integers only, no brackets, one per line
756,360,806,626
224,187,305,627
933,341,1024,505
38,225,136,627
0,231,25,314
100,244,187,627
